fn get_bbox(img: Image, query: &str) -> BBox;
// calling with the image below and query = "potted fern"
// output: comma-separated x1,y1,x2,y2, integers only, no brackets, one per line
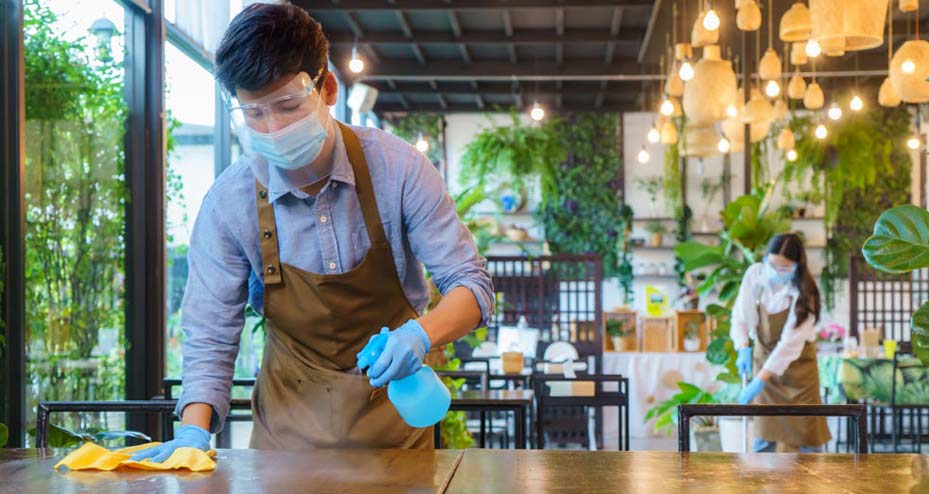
606,319,635,351
645,220,667,247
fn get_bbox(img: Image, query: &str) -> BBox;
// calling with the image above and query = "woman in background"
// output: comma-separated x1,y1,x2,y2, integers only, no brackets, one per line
731,233,831,453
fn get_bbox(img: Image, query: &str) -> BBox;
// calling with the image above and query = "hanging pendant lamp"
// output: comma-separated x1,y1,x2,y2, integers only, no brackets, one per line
772,98,789,121
803,81,825,109
900,0,917,13
777,128,796,150
683,124,721,158
890,40,929,103
780,2,812,42
666,70,685,97
683,45,738,124
743,88,774,124
737,0,762,31
787,72,807,99
790,42,809,65
675,43,694,61
660,121,680,144
693,12,720,47
878,77,902,107
759,48,783,80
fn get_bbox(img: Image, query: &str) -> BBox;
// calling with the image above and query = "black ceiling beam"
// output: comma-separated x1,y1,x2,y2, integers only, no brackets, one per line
605,6,624,64
350,60,655,80
376,89,638,99
365,80,642,92
375,102,639,113
303,0,652,10
326,29,645,44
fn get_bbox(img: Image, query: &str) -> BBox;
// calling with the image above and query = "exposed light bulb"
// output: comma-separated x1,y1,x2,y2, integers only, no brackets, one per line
647,126,661,144
814,123,828,140
908,135,921,150
703,9,721,31
726,104,738,117
349,46,365,73
849,95,863,111
530,102,545,121
827,103,842,121
903,59,917,74
805,39,822,58
765,80,781,98
786,149,798,162
637,146,650,164
718,137,731,153
679,61,695,82
660,98,675,116
415,133,429,152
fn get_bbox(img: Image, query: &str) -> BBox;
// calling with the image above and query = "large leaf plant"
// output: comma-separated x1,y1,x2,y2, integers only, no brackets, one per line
862,205,929,365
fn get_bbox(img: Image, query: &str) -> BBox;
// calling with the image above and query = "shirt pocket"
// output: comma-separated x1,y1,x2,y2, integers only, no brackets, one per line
350,218,394,270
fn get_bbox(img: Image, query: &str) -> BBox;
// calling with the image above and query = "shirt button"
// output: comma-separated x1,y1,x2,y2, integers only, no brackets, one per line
328,261,337,271
319,215,328,224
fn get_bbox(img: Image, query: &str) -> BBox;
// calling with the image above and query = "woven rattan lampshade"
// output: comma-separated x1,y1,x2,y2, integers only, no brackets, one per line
900,0,917,13
675,43,694,61
890,40,929,103
787,73,807,99
660,121,679,144
810,0,845,56
693,12,720,47
803,81,825,109
780,2,812,42
666,71,685,97
777,128,796,150
683,45,738,124
842,0,888,51
759,48,783,80
722,115,771,151
790,42,809,65
683,124,720,157
772,98,789,121
878,76,902,107
742,88,773,124
737,1,762,31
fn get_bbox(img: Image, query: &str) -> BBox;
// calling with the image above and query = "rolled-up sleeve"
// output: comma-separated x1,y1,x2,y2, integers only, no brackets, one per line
730,263,763,350
400,152,494,328
174,194,251,434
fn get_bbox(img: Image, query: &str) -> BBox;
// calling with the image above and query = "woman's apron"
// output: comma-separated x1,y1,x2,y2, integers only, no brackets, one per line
752,300,831,448
248,122,433,450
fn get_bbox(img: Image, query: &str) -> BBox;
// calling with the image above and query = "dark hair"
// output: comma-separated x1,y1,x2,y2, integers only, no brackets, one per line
215,4,329,95
766,233,821,325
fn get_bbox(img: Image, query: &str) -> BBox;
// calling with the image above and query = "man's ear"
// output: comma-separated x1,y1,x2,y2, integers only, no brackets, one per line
321,71,339,106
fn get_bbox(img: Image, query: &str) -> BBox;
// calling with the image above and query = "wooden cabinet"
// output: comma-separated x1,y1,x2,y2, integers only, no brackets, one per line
641,316,675,352
603,309,638,352
675,310,708,352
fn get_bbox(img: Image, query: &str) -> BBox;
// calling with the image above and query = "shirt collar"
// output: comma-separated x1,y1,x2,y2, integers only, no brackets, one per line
265,122,356,203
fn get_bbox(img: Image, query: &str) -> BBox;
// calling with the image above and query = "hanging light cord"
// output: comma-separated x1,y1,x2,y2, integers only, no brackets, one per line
888,0,893,66
768,0,774,48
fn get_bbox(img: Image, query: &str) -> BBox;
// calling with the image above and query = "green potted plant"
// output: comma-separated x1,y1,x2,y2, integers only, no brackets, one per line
683,320,702,352
637,177,663,217
645,220,667,247
606,319,635,351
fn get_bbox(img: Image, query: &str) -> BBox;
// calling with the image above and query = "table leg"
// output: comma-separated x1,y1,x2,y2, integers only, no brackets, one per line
515,406,526,449
480,411,486,448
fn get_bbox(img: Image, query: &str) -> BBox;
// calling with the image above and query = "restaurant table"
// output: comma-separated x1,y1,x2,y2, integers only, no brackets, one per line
438,389,534,449
0,447,464,494
4,448,929,493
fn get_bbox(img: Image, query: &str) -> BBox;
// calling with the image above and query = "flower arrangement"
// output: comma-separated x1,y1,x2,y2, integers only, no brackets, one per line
818,323,847,343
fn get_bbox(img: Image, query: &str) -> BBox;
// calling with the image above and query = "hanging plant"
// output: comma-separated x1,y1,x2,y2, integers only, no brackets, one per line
674,205,694,287
663,120,683,213
618,204,635,305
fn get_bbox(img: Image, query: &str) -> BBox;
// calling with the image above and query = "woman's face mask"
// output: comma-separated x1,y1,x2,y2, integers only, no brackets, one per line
764,255,797,285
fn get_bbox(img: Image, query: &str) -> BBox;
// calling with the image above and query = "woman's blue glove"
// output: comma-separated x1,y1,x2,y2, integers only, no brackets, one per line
736,347,754,377
357,320,431,388
129,424,211,463
737,377,766,404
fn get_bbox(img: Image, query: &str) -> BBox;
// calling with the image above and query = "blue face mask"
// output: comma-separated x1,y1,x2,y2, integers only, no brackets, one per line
250,110,329,171
764,257,797,285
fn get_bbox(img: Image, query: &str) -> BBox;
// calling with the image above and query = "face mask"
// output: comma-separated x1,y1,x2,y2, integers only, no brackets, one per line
249,104,328,171
764,258,797,285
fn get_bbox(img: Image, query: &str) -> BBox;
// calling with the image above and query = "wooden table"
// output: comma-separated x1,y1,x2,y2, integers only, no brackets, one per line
3,448,929,493
0,448,463,494
439,389,534,449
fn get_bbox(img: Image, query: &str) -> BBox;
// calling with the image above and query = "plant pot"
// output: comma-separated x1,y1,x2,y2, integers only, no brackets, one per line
719,416,755,452
690,425,722,452
683,337,701,352
502,351,525,374
610,336,624,351
649,233,664,247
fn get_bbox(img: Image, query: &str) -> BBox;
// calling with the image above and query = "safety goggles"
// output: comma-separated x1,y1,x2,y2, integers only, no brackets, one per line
226,71,323,133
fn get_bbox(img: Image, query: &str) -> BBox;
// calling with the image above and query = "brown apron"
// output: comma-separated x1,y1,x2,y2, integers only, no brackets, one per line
753,300,831,448
249,122,433,450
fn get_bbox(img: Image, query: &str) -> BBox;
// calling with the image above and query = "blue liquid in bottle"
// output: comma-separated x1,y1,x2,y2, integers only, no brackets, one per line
356,329,450,428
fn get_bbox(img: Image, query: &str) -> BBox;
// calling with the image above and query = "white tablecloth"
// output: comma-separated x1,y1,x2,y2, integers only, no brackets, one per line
603,351,720,446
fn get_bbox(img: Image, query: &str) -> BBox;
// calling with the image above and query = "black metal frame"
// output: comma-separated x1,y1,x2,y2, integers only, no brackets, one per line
35,400,177,448
436,390,533,450
677,404,869,454
0,0,26,448
161,378,255,447
890,341,929,453
533,373,630,451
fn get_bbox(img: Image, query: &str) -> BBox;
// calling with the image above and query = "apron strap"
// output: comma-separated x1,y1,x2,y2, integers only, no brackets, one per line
255,182,283,286
336,121,389,246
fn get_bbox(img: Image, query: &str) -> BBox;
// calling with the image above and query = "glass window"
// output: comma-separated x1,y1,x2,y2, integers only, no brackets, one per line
23,0,128,441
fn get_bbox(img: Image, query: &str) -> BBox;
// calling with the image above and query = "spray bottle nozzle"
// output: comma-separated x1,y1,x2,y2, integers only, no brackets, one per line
356,327,390,371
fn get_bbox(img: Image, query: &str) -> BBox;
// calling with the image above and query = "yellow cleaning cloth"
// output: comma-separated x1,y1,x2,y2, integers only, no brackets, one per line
54,441,217,472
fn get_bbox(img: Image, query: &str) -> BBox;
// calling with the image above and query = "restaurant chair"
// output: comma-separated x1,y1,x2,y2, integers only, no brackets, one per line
435,369,512,448
891,341,929,453
533,373,630,451
677,403,868,454
35,400,178,448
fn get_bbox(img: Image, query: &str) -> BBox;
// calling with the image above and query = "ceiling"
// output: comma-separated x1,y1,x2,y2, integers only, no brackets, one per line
296,0,929,116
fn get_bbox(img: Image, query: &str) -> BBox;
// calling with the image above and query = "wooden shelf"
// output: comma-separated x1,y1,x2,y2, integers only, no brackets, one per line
630,245,674,251
791,216,825,221
632,217,674,222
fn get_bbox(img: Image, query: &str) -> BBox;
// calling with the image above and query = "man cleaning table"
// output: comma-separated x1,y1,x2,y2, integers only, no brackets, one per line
132,3,493,461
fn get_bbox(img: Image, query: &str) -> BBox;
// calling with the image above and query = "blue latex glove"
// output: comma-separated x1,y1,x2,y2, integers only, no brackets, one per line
129,424,211,463
357,320,431,388
736,347,753,377
737,377,766,405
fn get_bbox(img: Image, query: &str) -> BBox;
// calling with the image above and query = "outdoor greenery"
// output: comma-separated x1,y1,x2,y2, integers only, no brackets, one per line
782,109,911,308
663,128,682,213
22,0,128,436
674,205,693,287
862,205,929,365
386,113,443,165
537,113,624,278
617,204,635,304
